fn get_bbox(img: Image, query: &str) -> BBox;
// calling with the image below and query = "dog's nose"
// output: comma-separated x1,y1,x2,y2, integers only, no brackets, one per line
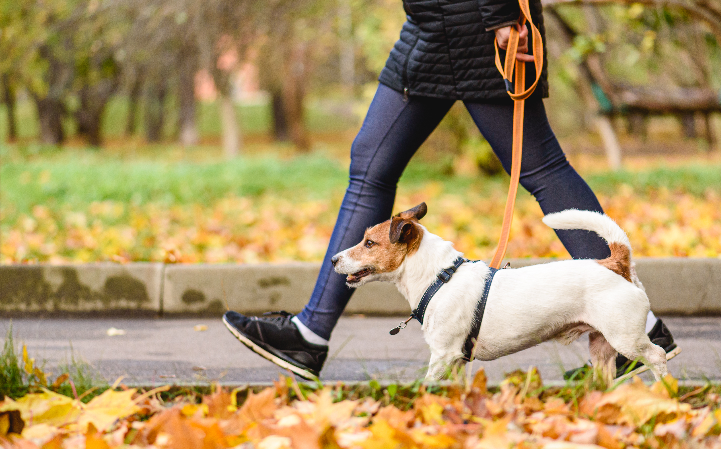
331,255,339,266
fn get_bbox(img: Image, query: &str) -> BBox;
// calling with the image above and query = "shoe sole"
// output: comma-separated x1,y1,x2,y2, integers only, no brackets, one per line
615,346,682,383
222,315,320,382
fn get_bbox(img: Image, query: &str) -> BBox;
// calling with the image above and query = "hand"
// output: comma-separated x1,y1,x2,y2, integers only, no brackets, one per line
495,23,535,63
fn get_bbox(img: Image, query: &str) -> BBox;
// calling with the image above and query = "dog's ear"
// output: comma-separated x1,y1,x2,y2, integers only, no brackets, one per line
395,202,427,221
389,217,419,244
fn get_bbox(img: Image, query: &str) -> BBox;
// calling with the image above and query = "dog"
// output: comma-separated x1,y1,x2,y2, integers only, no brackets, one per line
331,203,669,384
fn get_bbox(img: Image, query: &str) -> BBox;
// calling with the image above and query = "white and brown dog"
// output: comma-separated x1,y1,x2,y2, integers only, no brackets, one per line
331,203,669,383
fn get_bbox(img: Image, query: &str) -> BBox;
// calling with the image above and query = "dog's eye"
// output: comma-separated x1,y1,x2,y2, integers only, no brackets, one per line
365,239,375,249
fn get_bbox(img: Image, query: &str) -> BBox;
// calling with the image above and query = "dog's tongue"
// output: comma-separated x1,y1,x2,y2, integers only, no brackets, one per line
346,274,359,283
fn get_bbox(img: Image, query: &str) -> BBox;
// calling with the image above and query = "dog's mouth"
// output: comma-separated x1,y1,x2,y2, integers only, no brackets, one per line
346,268,374,284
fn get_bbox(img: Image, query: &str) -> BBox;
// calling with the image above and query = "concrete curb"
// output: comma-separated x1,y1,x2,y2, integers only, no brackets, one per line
1,258,720,316
0,263,163,315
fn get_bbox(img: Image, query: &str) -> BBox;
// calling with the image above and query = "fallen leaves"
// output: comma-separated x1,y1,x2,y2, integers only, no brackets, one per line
4,184,721,264
1,372,719,449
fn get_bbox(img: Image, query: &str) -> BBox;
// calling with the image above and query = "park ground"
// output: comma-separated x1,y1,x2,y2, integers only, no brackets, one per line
2,99,721,448
1,316,721,447
3,98,721,265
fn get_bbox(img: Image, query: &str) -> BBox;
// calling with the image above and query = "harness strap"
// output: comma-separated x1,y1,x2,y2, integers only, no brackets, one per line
411,257,465,325
462,267,498,362
489,0,544,270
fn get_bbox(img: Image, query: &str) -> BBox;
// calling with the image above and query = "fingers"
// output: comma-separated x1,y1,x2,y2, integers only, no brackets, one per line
495,26,512,50
517,23,528,40
516,23,529,55
497,24,536,62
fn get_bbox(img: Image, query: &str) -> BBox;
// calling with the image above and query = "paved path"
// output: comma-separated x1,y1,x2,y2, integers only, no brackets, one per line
1,317,718,385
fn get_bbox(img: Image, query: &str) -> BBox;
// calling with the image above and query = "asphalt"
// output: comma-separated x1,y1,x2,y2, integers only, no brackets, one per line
1,316,719,385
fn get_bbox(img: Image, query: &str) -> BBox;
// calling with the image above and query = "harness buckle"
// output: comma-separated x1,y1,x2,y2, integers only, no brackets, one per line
437,268,453,283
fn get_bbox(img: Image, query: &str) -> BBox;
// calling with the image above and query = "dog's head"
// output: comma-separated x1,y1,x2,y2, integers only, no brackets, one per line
332,202,427,287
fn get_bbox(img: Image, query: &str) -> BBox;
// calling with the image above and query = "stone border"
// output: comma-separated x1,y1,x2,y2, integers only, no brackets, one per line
1,258,720,316
0,263,163,315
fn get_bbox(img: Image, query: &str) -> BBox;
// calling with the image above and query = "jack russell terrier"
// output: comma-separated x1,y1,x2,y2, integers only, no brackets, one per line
331,203,668,384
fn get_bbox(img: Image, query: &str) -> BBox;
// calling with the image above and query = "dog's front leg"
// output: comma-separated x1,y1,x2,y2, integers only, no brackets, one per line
425,351,464,381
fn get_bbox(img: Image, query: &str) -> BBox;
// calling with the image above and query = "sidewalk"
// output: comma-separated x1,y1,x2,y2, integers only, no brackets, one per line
2,316,719,385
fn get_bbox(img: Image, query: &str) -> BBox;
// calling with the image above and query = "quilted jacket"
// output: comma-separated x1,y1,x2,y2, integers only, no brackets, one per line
378,0,549,101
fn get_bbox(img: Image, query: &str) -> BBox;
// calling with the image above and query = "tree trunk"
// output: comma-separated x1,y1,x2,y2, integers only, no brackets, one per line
338,0,355,93
75,107,104,147
126,72,143,137
75,85,115,147
704,113,717,151
219,94,240,158
2,74,18,142
283,42,310,152
681,112,697,138
34,97,65,145
271,88,290,141
75,110,103,147
145,80,167,143
627,112,648,139
597,116,622,170
178,46,199,147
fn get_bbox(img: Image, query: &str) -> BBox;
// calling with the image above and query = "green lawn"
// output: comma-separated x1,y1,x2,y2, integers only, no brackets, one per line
3,146,721,222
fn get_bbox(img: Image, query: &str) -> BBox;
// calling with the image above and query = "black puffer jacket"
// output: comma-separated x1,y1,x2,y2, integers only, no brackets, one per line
378,0,549,102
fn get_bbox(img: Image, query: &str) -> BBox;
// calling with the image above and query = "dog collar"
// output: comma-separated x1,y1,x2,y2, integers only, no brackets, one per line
461,267,498,362
390,256,466,335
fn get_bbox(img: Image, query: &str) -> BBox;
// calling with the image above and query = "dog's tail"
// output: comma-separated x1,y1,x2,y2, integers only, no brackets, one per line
542,209,641,286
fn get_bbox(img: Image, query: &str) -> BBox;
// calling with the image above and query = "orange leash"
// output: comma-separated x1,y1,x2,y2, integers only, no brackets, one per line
488,0,544,269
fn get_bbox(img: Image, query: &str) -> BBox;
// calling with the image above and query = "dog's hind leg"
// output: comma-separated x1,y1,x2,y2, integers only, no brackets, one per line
641,340,669,381
589,331,617,386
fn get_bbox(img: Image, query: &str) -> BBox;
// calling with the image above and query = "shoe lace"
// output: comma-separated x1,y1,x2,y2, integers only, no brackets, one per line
261,310,293,326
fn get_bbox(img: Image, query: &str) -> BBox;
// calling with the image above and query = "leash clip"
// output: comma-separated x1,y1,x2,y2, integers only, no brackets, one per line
389,315,413,335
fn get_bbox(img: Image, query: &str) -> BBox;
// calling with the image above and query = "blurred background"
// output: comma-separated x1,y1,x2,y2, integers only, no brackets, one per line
1,0,721,265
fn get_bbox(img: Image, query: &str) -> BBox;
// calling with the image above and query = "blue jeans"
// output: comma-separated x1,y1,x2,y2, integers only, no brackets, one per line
297,84,610,340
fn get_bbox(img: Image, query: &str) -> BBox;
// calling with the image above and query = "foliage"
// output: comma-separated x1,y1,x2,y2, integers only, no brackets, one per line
1,368,720,448
3,149,721,263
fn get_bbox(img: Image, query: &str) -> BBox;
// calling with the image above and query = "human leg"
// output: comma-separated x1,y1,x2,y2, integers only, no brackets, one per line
224,85,454,379
297,85,454,340
464,98,610,259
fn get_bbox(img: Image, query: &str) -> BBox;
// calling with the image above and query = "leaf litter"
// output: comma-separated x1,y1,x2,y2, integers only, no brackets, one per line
1,369,720,449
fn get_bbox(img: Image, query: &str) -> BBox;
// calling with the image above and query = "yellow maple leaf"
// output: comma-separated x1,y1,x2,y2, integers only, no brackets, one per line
0,390,80,428
359,419,416,449
594,378,690,426
77,389,141,433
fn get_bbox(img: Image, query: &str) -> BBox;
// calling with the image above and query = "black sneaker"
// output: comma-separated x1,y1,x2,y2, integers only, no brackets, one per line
563,318,682,381
223,310,327,381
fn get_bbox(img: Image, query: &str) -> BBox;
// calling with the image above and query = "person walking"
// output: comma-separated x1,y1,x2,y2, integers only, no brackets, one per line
223,0,678,380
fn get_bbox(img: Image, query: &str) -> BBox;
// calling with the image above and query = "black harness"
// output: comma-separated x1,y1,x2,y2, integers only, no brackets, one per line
389,257,499,362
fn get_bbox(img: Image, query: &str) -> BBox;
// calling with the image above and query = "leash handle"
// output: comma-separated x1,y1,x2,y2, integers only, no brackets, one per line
489,0,543,270
493,4,544,101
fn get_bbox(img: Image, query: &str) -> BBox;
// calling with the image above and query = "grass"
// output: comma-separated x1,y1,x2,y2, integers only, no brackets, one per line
587,165,721,197
0,326,108,402
0,327,27,400
2,147,721,222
